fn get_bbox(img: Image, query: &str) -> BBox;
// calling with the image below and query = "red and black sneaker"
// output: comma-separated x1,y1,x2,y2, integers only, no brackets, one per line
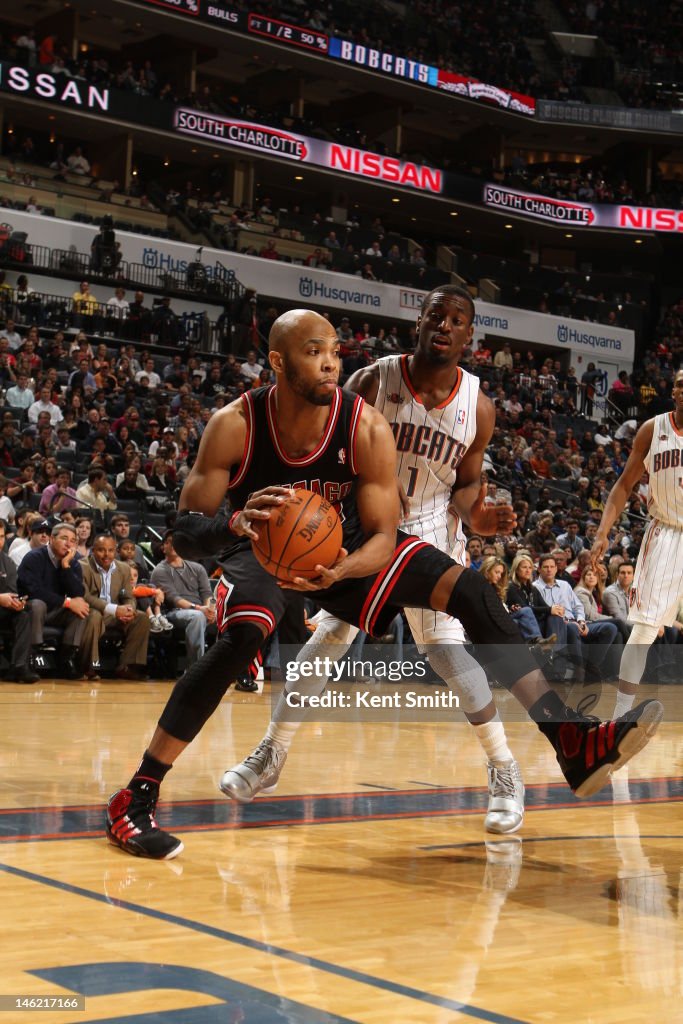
106,786,183,860
555,698,663,798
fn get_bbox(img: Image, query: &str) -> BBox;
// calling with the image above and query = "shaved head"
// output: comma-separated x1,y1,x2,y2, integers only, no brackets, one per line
269,309,335,352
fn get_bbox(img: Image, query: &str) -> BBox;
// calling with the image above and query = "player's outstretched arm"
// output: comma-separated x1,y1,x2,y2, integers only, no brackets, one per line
592,419,654,564
449,393,517,536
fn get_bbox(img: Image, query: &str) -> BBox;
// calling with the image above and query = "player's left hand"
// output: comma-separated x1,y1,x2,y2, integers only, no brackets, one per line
278,549,349,591
468,484,517,535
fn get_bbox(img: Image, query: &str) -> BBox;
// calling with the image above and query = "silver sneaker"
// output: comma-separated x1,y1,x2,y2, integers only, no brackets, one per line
219,740,287,803
149,615,163,634
158,614,174,631
484,759,525,834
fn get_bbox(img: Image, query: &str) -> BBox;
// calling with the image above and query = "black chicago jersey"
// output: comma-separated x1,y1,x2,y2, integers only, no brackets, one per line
215,384,455,641
228,385,365,553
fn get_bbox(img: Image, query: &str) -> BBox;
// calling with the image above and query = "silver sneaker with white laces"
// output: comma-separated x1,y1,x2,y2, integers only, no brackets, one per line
219,740,287,803
484,759,525,834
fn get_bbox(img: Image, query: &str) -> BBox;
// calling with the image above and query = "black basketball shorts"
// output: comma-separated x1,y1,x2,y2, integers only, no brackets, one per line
215,532,455,639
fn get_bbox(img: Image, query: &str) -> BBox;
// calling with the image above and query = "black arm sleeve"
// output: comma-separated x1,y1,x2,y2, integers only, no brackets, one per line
173,509,234,559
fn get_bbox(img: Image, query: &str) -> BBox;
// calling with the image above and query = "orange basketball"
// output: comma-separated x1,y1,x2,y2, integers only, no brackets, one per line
251,488,343,582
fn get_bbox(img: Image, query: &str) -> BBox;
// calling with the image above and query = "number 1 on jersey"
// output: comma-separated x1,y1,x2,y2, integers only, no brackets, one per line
406,466,419,498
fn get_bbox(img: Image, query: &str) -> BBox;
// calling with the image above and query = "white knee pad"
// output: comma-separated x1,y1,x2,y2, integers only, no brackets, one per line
419,643,493,717
308,612,358,647
620,623,661,685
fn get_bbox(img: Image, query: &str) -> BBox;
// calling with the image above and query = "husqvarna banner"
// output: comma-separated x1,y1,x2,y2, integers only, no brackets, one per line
0,209,635,371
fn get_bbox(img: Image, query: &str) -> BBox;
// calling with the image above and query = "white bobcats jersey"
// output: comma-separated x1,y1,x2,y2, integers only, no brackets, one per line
644,412,683,527
375,354,479,561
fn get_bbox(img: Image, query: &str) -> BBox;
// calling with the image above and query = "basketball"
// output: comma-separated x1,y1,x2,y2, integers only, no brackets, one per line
251,488,343,582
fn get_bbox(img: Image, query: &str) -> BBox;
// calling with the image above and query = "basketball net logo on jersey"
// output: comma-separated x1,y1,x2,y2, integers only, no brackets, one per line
374,354,479,560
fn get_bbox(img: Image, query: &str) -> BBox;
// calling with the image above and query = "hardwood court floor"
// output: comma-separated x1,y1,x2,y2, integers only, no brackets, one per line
1,679,682,1024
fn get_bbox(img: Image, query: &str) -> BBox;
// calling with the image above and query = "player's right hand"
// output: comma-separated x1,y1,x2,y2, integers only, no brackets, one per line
233,486,294,541
591,534,609,566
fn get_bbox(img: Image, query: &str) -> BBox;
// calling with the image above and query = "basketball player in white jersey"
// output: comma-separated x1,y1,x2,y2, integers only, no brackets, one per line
592,368,683,716
222,286,526,833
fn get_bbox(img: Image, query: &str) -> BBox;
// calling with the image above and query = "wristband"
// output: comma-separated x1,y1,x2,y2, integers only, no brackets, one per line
64,597,71,609
228,510,242,534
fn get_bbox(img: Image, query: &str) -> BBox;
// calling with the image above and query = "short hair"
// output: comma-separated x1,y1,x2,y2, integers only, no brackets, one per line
538,554,557,568
92,532,116,545
87,467,106,483
618,561,634,571
111,513,129,527
52,522,76,538
420,284,475,324
466,535,482,548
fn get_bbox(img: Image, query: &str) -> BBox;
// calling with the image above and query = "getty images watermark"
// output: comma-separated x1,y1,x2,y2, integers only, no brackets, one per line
262,643,680,723
271,646,460,721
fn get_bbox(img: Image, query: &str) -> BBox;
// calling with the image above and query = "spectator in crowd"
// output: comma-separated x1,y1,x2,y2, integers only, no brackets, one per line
135,358,161,389
532,553,619,681
507,552,560,643
8,513,48,567
494,343,514,370
80,533,151,680
556,519,585,558
0,319,23,352
28,385,63,426
67,147,91,175
240,350,263,383
466,535,484,571
128,562,172,632
0,476,16,524
5,373,35,411
0,518,39,682
106,287,129,321
76,468,118,515
18,522,92,680
72,281,98,321
39,467,78,516
151,531,215,661
116,466,149,499
259,238,280,261
110,513,146,574
75,516,94,559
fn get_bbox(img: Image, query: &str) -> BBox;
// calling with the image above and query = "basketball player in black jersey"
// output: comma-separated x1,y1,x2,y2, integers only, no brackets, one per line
106,308,663,860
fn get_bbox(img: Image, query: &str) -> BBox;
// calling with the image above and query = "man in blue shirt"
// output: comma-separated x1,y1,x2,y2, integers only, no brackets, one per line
533,554,619,684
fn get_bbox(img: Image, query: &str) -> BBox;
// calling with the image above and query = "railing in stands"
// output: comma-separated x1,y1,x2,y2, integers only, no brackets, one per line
0,238,243,306
0,285,233,351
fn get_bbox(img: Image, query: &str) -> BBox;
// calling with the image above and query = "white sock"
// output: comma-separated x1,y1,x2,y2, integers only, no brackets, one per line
472,715,513,764
264,720,300,751
614,688,636,717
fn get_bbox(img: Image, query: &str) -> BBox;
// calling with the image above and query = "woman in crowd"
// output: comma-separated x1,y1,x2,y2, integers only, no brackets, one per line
61,395,89,441
75,516,94,559
574,565,626,642
506,553,558,645
481,555,552,646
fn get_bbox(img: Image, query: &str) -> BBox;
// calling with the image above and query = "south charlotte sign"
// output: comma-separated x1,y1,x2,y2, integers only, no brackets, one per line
173,109,444,192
